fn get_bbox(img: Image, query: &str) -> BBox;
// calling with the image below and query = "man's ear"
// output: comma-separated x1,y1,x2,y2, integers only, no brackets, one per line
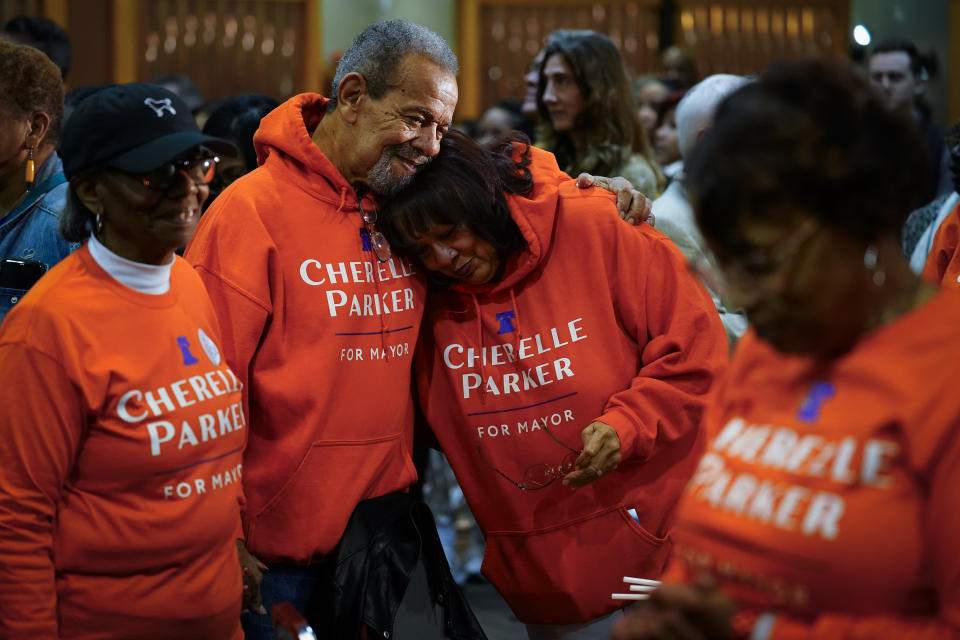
337,72,368,125
25,110,51,150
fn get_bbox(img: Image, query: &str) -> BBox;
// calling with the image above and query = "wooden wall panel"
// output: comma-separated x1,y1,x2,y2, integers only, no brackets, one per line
0,0,46,24
133,0,313,100
676,1,849,76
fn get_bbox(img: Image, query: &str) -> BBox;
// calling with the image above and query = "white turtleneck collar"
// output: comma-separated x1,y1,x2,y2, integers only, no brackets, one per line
87,234,174,295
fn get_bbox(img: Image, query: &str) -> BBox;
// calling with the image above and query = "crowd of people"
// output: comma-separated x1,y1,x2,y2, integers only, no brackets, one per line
0,13,958,640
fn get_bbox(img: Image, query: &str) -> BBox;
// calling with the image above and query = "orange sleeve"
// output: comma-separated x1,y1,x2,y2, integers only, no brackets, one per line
922,209,960,286
596,222,729,461
0,343,84,638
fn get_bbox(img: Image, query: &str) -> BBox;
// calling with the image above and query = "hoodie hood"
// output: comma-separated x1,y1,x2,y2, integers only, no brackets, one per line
449,146,566,297
253,93,359,210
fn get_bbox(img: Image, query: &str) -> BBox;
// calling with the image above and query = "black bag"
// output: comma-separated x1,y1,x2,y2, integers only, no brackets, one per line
307,492,488,640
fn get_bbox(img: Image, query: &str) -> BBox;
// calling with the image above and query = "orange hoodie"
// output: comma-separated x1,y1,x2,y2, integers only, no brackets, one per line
185,94,425,563
413,147,729,625
922,198,960,287
667,290,960,638
0,246,244,640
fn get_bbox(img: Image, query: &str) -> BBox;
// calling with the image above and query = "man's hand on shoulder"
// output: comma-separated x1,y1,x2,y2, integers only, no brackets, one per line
576,173,654,227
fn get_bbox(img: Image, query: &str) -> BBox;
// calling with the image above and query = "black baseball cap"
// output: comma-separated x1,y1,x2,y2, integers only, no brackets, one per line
60,82,237,179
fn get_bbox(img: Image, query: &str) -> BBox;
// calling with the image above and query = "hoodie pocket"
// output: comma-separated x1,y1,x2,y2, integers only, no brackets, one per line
481,506,671,625
245,434,418,563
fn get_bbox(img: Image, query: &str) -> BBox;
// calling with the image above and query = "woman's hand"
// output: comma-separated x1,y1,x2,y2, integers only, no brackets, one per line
562,421,621,488
610,577,739,640
575,173,654,226
237,539,268,615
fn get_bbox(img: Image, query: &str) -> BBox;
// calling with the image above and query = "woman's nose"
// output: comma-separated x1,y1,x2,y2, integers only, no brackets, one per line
424,243,457,270
542,81,557,104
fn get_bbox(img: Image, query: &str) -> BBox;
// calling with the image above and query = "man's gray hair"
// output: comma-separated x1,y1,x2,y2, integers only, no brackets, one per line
676,74,751,161
328,20,458,108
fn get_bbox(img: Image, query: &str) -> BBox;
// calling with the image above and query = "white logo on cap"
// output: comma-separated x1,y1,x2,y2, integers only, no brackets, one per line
144,97,177,118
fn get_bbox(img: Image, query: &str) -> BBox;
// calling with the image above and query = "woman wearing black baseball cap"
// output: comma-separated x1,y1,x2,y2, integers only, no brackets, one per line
0,84,249,639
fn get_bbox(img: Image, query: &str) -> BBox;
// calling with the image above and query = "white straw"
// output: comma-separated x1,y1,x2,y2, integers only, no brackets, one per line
622,577,661,586
611,593,650,600
629,584,656,592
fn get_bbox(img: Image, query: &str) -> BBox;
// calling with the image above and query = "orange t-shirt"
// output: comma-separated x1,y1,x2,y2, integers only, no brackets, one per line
0,246,244,640
922,198,960,287
668,289,960,638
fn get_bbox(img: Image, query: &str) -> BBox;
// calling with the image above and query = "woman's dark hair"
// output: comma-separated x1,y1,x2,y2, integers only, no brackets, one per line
379,130,532,278
535,30,661,188
202,93,279,170
59,182,97,243
687,59,929,255
0,39,64,147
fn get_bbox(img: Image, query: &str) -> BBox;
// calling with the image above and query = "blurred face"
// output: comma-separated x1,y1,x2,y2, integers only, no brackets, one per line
869,52,922,113
84,149,213,264
522,50,545,120
713,213,873,358
637,81,668,137
654,107,680,165
405,223,500,285
476,107,514,146
0,107,31,186
541,54,584,133
351,54,458,196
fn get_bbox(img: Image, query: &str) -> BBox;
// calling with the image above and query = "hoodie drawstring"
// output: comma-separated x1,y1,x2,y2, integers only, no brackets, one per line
508,287,524,372
471,289,524,404
472,293,487,405
336,186,348,213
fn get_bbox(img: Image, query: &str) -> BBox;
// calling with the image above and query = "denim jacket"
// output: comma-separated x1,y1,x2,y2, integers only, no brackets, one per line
0,153,78,324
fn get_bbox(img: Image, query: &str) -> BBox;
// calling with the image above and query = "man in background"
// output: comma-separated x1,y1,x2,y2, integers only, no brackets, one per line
869,39,950,202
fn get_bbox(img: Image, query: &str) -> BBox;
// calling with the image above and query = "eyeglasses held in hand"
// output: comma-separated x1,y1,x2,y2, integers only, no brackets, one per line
138,153,219,193
357,199,392,263
476,423,580,491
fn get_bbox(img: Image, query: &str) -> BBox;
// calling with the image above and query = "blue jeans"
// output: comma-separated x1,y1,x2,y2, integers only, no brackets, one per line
241,563,325,640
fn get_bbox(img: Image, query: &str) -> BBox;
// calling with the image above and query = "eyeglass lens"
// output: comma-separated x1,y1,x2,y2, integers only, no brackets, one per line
358,201,392,263
523,451,578,489
142,156,218,192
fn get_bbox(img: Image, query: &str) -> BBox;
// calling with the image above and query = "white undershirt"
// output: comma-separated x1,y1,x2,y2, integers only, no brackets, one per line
87,234,173,295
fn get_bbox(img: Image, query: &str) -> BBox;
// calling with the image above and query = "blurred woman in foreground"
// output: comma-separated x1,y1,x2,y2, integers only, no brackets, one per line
613,60,959,639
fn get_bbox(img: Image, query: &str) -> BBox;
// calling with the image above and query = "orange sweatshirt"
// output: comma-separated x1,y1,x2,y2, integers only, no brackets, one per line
667,290,960,638
414,147,729,625
922,198,960,287
185,94,424,563
0,246,244,640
